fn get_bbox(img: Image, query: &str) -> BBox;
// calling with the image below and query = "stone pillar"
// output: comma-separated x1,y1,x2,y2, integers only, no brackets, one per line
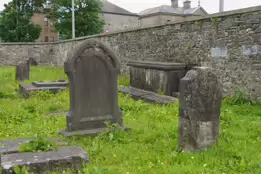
15,61,30,81
178,67,222,152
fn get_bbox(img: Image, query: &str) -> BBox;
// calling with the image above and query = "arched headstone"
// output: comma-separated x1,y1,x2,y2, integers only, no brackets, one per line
60,39,126,137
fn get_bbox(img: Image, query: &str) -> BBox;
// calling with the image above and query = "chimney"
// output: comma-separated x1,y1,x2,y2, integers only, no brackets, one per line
171,0,178,8
183,0,191,9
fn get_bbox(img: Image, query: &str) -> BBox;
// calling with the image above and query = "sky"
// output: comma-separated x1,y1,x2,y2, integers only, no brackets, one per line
0,0,261,14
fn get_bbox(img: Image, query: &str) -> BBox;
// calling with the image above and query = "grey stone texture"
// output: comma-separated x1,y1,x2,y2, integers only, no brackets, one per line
15,61,30,81
1,146,89,174
127,61,195,96
119,86,178,104
60,39,125,137
1,6,261,100
178,67,222,152
0,138,68,155
19,80,68,98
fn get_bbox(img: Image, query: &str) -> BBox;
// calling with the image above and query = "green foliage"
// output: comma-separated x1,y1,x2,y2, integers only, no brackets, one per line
157,89,166,95
118,75,130,86
19,134,57,152
187,43,191,49
13,166,29,174
223,89,255,105
0,0,43,42
0,67,260,173
44,0,105,40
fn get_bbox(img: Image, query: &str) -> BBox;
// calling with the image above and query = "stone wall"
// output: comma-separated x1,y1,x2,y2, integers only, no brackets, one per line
1,6,261,100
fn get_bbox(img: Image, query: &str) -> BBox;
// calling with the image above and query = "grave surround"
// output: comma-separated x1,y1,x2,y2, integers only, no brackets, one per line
0,138,89,174
19,80,69,98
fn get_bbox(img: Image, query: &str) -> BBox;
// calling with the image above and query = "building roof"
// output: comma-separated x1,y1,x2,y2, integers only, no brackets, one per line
139,5,207,17
102,0,138,16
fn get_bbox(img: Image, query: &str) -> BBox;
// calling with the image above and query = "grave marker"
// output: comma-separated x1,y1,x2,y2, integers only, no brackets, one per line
15,60,30,81
178,67,222,152
60,39,126,137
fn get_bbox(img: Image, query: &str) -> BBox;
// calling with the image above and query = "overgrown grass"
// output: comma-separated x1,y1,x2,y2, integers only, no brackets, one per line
0,66,260,174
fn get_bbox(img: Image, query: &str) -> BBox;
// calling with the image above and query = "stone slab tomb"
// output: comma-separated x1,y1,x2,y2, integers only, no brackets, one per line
15,61,30,81
178,67,222,152
60,39,127,137
19,79,69,98
0,138,89,174
127,61,196,97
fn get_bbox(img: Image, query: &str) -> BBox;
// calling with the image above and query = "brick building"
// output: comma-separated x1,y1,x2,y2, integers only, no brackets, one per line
32,11,58,42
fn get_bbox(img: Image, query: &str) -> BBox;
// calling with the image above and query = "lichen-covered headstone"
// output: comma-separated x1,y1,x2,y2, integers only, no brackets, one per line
15,60,30,81
60,39,125,137
178,67,222,152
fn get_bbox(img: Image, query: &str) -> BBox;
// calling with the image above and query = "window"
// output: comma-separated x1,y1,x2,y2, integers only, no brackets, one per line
50,37,54,42
44,36,49,42
44,17,48,26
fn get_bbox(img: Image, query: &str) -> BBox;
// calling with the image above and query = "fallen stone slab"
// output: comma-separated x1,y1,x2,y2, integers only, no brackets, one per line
1,146,89,174
119,86,178,104
0,138,67,155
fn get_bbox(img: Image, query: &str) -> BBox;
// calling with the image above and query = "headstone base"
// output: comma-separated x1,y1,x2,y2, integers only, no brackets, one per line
60,126,129,137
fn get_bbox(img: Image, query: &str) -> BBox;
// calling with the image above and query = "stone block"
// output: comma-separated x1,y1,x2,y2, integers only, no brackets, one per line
178,67,222,152
1,146,89,174
60,39,127,137
15,61,30,81
127,61,195,96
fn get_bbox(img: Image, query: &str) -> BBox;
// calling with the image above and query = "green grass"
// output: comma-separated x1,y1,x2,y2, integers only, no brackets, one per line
0,66,261,174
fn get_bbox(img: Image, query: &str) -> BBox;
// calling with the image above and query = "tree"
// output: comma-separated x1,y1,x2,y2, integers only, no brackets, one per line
0,0,44,42
45,0,105,40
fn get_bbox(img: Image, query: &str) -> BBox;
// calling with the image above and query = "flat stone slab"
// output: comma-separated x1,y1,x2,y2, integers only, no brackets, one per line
32,81,69,87
0,138,67,155
127,61,188,70
1,146,89,174
19,84,67,98
119,86,178,104
0,138,31,155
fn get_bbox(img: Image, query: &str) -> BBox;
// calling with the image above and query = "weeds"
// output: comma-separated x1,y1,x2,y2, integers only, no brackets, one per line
0,66,260,173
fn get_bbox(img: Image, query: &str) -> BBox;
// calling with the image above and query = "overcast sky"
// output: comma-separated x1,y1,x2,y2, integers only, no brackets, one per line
0,0,260,14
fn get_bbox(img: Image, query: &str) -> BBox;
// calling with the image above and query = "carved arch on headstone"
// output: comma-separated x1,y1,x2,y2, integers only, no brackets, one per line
64,39,120,74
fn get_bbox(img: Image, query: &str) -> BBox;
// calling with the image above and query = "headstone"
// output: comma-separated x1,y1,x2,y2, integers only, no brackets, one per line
178,67,222,152
28,57,38,66
15,60,30,81
60,39,126,137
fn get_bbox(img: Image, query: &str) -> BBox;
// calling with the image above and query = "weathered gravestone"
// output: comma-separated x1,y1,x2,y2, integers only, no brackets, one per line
15,60,30,81
60,39,126,137
178,67,222,152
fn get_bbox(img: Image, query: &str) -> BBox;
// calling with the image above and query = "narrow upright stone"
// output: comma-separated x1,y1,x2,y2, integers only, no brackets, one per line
15,61,30,81
60,39,126,137
178,67,222,152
